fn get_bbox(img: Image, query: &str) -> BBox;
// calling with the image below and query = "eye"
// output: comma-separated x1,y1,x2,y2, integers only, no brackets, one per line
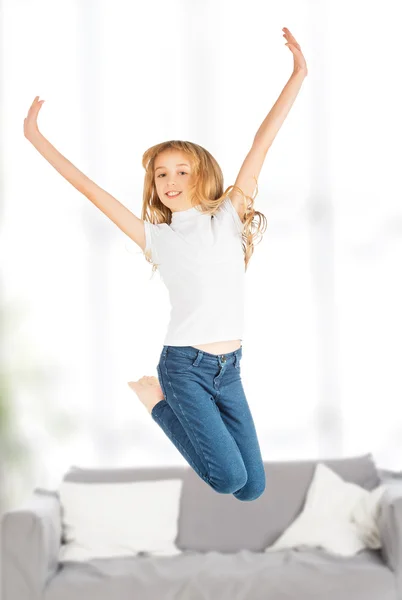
157,172,187,178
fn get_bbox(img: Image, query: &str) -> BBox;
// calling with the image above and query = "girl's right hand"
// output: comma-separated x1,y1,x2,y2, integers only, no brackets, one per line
24,96,45,140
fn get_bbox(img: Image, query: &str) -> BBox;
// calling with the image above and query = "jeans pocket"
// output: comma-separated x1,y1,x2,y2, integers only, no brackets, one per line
165,353,196,375
156,364,168,398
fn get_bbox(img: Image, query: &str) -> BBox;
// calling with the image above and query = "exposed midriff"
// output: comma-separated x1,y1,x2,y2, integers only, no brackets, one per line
191,339,242,355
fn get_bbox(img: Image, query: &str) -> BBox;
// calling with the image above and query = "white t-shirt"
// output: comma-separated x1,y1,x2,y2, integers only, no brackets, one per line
143,196,245,346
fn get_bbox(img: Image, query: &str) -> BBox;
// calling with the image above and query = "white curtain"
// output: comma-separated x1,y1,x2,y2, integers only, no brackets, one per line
1,0,401,508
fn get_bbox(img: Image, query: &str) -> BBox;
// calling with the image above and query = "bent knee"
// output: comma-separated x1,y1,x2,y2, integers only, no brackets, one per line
214,466,248,495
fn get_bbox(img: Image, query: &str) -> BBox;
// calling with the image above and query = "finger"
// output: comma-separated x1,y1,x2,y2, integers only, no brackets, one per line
283,31,300,48
286,43,302,57
286,43,301,54
284,28,299,45
283,28,293,38
286,38,301,51
284,27,295,38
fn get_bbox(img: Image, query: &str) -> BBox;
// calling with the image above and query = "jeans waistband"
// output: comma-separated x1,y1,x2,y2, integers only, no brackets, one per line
161,344,243,366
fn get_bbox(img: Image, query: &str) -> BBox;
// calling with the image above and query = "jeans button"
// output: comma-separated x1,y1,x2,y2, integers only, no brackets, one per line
221,355,226,363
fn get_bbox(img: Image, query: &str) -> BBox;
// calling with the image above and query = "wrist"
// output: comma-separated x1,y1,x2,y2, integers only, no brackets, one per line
25,129,43,145
293,67,308,78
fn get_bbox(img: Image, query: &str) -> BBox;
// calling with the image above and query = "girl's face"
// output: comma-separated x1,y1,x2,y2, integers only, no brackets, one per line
154,150,195,213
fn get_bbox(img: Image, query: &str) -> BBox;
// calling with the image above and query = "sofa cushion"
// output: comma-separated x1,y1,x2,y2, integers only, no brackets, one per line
264,463,386,556
58,479,183,561
176,453,380,553
43,547,396,600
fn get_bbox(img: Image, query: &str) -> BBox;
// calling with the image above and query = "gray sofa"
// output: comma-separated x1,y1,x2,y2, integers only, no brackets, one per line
2,453,402,600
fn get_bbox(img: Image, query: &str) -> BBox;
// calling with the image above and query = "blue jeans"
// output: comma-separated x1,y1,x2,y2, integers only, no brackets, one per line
152,345,266,501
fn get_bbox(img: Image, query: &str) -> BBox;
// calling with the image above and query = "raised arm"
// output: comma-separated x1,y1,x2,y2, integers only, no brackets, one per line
23,96,146,251
229,27,308,221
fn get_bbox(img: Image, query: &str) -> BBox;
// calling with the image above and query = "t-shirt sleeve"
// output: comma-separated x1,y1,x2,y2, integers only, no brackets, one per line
143,220,167,265
218,196,245,236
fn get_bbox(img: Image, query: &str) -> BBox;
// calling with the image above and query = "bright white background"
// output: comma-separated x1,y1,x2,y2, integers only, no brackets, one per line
1,0,401,509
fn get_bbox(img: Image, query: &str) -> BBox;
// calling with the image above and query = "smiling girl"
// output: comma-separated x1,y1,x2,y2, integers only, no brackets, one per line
24,27,307,500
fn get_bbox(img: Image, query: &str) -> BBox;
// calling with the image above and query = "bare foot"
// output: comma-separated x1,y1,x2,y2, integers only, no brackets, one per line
127,376,165,414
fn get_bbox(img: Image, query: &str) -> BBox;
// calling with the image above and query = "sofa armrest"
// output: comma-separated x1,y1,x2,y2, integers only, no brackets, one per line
1,488,62,600
378,484,402,578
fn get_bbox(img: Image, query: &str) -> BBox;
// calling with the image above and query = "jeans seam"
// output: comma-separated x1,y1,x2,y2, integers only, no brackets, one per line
151,408,210,484
162,359,213,479
156,364,167,398
157,361,211,484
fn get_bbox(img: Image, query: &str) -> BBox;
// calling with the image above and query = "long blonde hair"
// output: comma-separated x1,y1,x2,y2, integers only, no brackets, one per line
140,140,267,274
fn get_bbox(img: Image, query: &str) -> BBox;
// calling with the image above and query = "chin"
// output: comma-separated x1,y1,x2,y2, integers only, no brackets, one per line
162,197,186,210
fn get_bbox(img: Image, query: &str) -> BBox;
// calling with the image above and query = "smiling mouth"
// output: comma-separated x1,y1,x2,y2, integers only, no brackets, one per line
166,191,182,197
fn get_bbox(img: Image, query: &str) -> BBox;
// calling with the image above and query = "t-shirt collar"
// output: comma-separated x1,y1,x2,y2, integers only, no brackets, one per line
170,204,204,225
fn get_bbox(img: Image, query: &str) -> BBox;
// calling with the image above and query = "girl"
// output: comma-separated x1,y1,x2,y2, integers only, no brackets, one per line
24,28,307,501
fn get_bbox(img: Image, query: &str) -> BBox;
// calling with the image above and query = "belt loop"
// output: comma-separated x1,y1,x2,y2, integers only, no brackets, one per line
193,350,203,366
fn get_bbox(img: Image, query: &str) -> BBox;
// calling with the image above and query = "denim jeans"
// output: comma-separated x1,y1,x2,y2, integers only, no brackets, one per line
152,344,266,501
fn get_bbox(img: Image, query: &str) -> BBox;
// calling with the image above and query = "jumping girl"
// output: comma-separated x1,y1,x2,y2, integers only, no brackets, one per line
23,28,307,501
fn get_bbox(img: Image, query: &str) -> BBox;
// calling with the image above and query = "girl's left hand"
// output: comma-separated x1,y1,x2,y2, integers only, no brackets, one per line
283,27,308,76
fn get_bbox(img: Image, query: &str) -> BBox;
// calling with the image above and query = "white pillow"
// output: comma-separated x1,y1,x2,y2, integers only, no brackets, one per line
264,463,386,557
58,479,183,562
350,483,386,549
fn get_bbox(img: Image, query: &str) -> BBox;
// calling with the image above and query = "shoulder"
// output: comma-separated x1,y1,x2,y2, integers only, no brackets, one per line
142,220,171,255
143,220,170,236
216,196,244,234
226,192,246,223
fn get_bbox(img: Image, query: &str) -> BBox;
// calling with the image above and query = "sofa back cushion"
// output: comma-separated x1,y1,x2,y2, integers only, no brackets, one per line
63,465,186,484
176,453,380,552
63,454,380,554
